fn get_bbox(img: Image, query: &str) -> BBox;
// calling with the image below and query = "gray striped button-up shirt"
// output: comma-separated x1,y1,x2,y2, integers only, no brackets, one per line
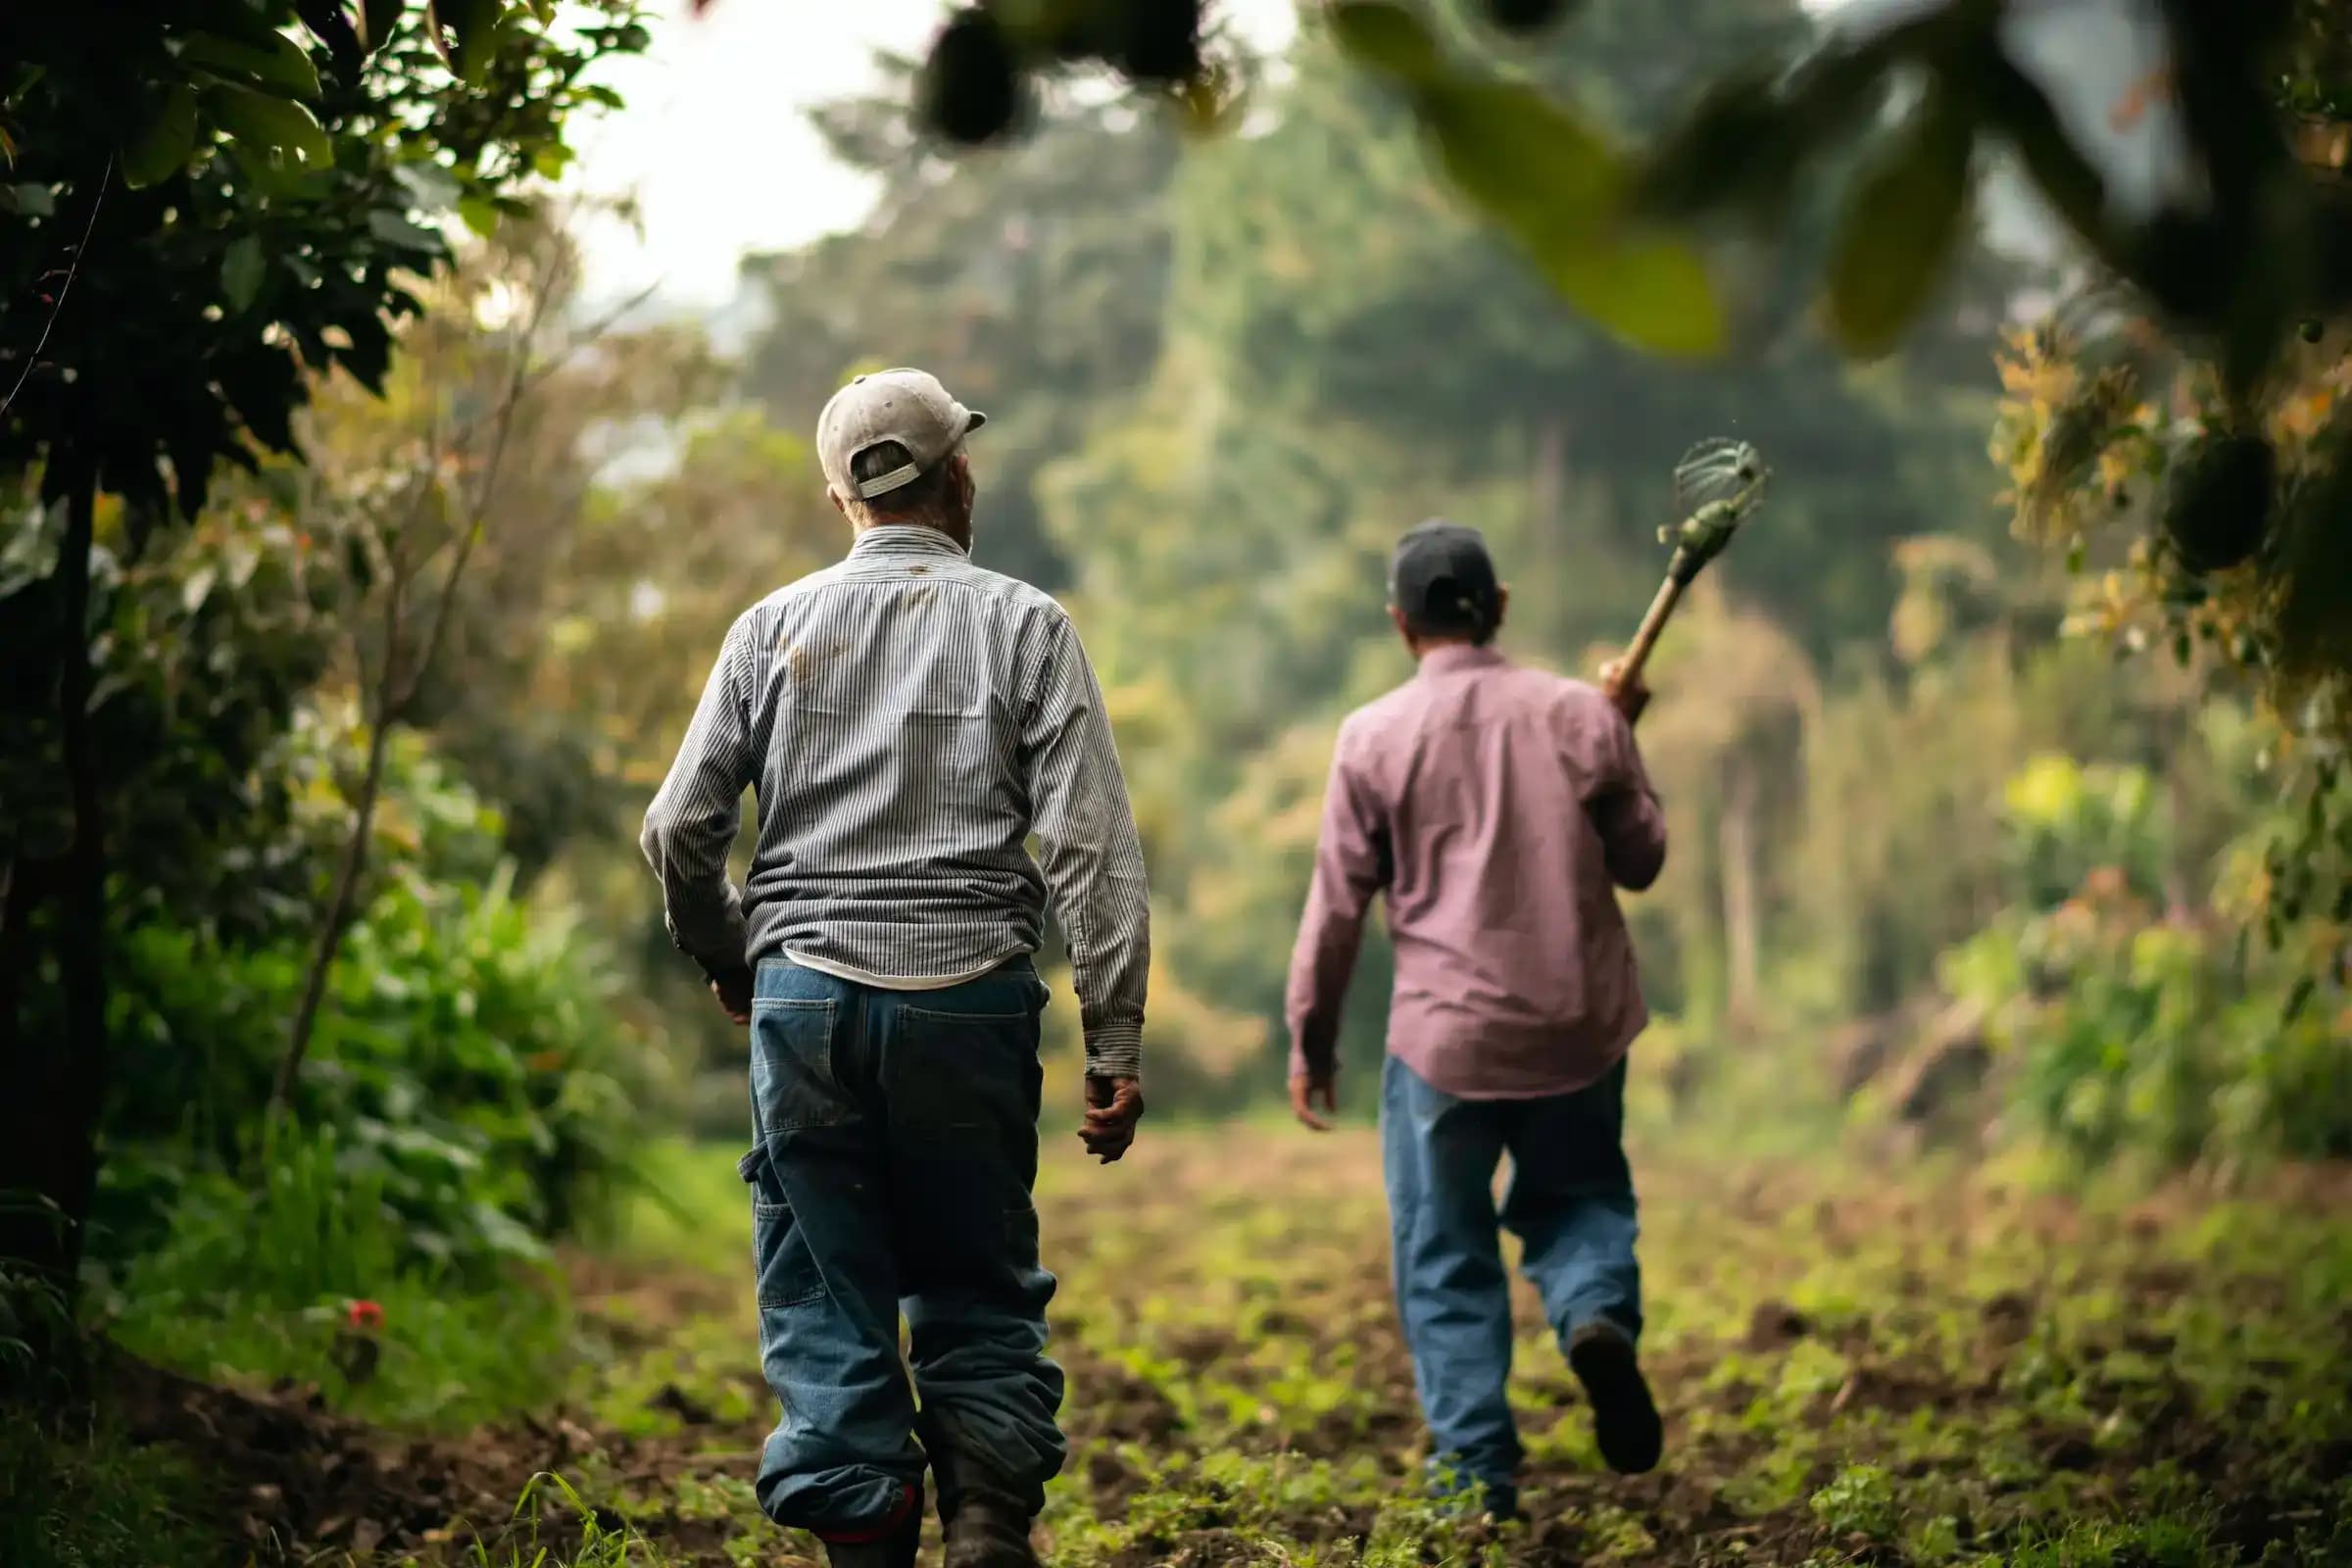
640,524,1150,1079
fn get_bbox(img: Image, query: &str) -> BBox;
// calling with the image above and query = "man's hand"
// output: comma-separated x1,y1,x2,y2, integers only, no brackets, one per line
1079,1075,1145,1163
709,966,753,1026
1598,657,1651,726
1290,1067,1338,1131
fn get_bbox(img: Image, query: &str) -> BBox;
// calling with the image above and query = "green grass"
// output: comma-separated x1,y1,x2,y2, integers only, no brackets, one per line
0,1407,218,1568
92,1127,583,1429
605,1139,754,1275
450,1474,682,1568
108,1268,578,1429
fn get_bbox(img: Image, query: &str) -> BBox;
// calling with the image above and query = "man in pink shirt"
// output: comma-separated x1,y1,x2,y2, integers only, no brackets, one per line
1286,519,1667,1516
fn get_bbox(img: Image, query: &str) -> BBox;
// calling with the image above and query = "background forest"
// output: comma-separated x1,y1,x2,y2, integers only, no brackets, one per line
3,0,2348,1564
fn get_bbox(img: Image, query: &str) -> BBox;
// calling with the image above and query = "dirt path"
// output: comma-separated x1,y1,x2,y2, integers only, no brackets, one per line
114,1135,2352,1566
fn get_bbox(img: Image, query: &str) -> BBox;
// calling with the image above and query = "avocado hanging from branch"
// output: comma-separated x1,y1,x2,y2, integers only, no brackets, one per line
1612,438,1771,689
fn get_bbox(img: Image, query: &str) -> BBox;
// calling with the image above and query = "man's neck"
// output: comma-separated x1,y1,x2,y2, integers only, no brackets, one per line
855,516,971,553
1412,641,1504,680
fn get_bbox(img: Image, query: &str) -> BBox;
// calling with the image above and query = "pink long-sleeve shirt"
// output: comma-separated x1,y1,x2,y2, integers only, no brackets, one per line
1285,644,1666,1100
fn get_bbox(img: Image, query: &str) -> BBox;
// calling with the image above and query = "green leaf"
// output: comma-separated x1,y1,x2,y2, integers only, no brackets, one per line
1415,78,1726,358
1415,78,1618,231
223,136,335,202
368,208,442,254
1634,65,1797,222
121,83,201,189
4,184,55,218
360,0,407,52
1327,1,1443,85
207,85,334,173
1533,226,1727,359
177,28,322,100
457,195,502,236
426,0,504,85
221,233,267,312
1823,76,1977,359
392,161,464,211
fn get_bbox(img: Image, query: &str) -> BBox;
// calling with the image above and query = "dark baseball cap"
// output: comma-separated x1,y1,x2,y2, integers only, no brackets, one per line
1390,519,1500,636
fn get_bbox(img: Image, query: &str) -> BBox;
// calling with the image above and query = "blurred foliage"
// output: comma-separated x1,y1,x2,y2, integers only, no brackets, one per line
740,79,1182,589
0,478,339,930
302,222,846,1087
887,2,2352,430
0,0,649,1309
1942,751,2352,1169
1984,4,2352,999
0,0,648,517
378,226,840,883
30,709,647,1281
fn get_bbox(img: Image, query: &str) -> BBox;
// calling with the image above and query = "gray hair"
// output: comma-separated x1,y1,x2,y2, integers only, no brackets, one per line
846,439,958,527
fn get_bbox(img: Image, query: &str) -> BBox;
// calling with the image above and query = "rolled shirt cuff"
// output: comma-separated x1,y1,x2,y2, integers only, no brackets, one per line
1288,1020,1337,1083
1083,1020,1144,1081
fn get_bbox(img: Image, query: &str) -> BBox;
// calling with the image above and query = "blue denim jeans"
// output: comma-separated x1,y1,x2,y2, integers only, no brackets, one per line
1381,1053,1642,1513
739,957,1066,1536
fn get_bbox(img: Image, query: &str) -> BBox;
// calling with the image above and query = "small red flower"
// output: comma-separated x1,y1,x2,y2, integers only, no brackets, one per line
345,1298,386,1332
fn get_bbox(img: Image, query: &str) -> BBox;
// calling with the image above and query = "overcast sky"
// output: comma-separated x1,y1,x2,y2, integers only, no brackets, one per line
568,0,2179,311
568,0,1299,308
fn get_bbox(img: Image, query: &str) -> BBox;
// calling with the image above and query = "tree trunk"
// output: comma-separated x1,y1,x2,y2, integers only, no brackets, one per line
0,859,30,1073
1528,410,1569,627
1720,754,1761,1034
0,464,109,1319
0,858,46,1259
272,709,393,1112
1530,412,1566,546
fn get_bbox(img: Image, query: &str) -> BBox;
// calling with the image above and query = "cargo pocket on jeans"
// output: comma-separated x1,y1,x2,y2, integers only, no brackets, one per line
738,1145,828,1308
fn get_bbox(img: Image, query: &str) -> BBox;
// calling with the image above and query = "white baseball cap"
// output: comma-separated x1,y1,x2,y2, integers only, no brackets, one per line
816,368,988,501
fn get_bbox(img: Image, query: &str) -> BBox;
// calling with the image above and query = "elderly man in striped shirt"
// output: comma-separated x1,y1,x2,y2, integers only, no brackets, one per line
641,368,1150,1568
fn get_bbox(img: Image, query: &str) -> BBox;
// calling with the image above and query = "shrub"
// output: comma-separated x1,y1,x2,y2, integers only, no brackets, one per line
91,865,642,1283
1940,754,2352,1171
100,1124,576,1427
1950,894,2352,1170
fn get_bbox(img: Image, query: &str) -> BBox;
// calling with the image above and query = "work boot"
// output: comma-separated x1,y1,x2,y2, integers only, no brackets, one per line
941,1484,1039,1568
1567,1319,1664,1475
819,1482,922,1568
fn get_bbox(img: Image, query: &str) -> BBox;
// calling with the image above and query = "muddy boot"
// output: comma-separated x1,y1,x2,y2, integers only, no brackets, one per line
1567,1320,1663,1475
820,1483,923,1568
941,1484,1039,1568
